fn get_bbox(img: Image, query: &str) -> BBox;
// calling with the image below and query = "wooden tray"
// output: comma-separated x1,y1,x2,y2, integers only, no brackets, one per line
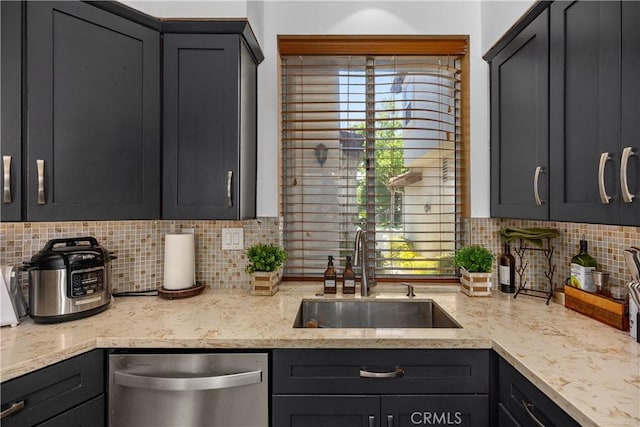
564,285,629,331
158,282,205,300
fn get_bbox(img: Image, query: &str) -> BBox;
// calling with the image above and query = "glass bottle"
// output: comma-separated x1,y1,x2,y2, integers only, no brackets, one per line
499,242,516,293
570,240,597,292
342,255,356,294
323,255,337,294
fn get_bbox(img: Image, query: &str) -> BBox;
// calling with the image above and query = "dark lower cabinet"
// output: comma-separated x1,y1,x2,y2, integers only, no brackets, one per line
273,395,488,427
272,349,491,427
25,1,160,221
0,350,105,427
498,357,578,427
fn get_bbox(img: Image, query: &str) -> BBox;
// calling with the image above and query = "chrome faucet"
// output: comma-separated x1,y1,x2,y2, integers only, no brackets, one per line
353,228,374,296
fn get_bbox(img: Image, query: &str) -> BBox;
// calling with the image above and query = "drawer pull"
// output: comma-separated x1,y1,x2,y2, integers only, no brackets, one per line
368,415,375,427
387,414,394,427
359,367,404,379
621,147,636,203
598,152,612,204
3,155,11,203
1,401,25,419
522,400,546,427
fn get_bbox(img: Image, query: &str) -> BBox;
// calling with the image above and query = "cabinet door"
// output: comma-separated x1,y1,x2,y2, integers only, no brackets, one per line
490,10,549,220
498,357,579,427
382,395,489,427
272,395,379,427
0,1,22,222
1,351,104,427
26,1,160,221
35,395,105,427
163,34,253,220
550,1,622,223
620,1,640,226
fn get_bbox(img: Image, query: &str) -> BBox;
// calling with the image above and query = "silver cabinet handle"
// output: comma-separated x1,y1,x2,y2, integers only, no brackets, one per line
522,400,546,427
621,147,636,203
598,152,612,204
359,367,404,378
3,155,11,203
387,414,394,427
369,415,376,427
1,401,25,419
37,159,45,205
114,369,262,391
226,170,233,207
533,166,545,206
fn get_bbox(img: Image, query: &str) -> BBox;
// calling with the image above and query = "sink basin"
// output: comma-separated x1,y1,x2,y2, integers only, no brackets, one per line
293,299,461,328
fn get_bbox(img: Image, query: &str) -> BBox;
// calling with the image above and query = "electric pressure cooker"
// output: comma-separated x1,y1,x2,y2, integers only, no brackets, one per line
24,237,116,323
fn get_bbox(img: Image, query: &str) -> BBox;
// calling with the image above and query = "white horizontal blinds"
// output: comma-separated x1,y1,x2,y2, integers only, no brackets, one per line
281,54,462,278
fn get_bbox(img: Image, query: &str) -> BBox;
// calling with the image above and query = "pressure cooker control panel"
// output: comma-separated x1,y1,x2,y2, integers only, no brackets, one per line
70,266,105,297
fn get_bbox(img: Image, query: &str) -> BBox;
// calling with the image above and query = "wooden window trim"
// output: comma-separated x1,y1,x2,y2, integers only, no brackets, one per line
278,35,468,56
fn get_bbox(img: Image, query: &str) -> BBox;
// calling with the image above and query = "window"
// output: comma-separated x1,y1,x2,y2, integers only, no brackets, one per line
279,36,468,280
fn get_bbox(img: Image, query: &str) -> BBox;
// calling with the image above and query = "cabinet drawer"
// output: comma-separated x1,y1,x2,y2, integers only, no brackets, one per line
1,350,104,427
498,358,578,427
273,349,489,394
36,395,104,427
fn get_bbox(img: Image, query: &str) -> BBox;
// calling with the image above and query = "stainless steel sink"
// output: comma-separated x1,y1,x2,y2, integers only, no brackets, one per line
293,299,461,328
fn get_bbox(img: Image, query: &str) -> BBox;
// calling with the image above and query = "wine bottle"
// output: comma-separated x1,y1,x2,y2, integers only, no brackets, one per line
323,255,337,294
570,240,597,292
499,242,516,293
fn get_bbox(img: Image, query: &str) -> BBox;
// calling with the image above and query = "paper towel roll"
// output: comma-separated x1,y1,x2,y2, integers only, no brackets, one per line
163,233,195,290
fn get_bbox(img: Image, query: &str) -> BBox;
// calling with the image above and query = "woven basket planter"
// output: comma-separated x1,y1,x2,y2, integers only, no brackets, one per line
459,267,493,297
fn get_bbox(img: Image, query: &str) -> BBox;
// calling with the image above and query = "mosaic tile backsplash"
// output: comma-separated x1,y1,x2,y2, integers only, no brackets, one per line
0,217,637,298
0,218,281,294
465,218,640,294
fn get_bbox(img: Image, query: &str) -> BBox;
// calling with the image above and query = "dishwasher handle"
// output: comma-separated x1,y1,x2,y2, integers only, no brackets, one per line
114,369,262,391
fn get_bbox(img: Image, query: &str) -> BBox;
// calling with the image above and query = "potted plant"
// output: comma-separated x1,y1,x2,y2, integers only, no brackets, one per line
454,245,495,297
246,243,287,296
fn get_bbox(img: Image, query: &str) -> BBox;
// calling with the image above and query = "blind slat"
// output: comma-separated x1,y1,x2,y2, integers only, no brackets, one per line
281,50,463,278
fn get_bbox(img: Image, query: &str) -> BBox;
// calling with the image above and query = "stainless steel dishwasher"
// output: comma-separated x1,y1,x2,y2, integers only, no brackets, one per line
108,353,268,427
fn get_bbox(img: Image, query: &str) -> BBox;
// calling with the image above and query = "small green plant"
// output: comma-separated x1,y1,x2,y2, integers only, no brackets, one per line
246,243,287,273
453,245,494,273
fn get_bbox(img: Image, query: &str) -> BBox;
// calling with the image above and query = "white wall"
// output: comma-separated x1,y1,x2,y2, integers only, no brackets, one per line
258,1,488,217
121,0,536,219
480,0,536,54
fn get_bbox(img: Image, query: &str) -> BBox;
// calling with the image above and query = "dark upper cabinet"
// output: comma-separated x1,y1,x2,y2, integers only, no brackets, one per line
162,27,260,220
487,0,639,226
549,0,640,226
25,1,160,221
620,1,640,225
549,0,625,224
489,10,549,220
1,1,23,222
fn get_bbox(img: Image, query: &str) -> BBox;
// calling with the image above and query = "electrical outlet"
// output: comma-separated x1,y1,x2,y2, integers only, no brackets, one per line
221,228,244,250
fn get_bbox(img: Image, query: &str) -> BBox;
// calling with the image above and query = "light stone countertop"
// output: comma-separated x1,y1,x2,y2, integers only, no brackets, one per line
1,283,638,427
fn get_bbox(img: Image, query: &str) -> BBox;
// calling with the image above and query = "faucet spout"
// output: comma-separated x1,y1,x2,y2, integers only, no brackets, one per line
354,229,373,296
